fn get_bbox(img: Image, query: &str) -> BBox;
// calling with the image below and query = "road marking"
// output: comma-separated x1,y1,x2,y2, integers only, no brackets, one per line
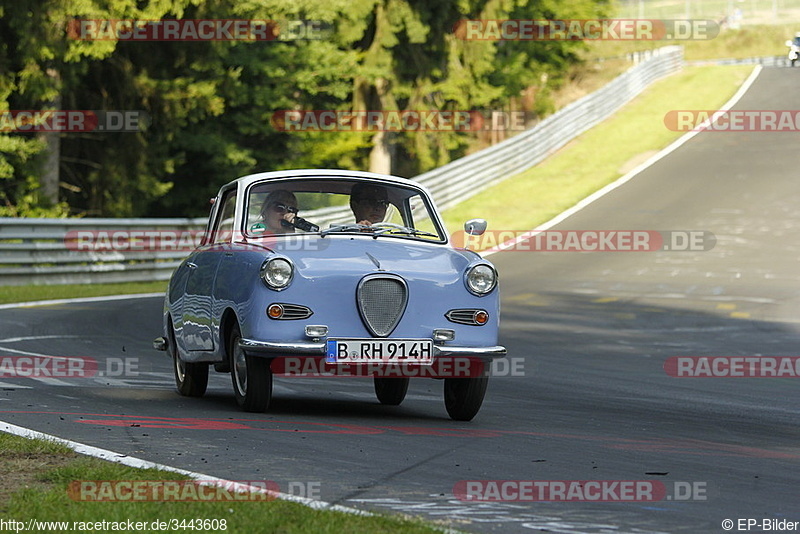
0,293,165,310
26,377,73,386
350,497,668,533
0,381,32,389
0,335,82,343
0,346,61,357
504,293,550,306
506,292,537,301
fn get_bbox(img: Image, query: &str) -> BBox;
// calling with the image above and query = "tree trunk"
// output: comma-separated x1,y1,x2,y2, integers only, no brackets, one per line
39,68,60,205
369,130,392,174
367,77,392,174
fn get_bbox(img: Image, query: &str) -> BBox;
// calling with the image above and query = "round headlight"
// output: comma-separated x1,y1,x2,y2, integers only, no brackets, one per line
466,264,497,295
261,257,294,290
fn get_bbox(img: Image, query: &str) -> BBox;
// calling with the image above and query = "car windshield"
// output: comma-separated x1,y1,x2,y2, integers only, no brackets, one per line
244,177,446,243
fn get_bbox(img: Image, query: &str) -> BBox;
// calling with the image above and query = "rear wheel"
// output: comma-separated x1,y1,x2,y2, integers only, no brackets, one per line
444,377,488,421
374,377,410,406
229,324,272,412
170,320,208,397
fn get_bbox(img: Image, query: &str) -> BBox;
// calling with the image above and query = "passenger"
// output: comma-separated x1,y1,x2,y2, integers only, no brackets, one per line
253,189,298,234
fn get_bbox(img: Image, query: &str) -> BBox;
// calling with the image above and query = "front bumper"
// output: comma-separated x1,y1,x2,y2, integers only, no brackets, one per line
239,338,507,359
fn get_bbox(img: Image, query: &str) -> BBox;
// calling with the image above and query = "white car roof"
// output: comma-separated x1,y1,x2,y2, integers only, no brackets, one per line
223,169,426,193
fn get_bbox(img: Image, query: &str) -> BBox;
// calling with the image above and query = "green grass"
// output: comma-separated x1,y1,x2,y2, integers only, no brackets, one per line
441,64,754,239
0,281,168,305
0,433,444,534
586,23,796,61
0,433,74,455
615,0,800,24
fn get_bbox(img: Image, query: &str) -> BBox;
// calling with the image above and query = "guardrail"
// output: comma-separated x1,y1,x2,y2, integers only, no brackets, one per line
0,46,684,286
687,55,788,67
0,218,206,286
418,46,683,211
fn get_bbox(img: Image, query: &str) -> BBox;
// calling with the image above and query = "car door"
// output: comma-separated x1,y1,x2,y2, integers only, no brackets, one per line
182,187,237,351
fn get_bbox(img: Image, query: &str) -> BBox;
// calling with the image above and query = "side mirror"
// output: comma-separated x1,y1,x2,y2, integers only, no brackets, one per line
464,218,487,236
787,40,793,47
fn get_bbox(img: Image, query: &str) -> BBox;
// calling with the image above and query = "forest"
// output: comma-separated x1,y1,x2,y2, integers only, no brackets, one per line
0,0,610,218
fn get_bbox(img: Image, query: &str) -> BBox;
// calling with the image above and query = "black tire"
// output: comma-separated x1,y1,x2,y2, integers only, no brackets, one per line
170,320,208,397
229,324,272,412
444,377,488,421
374,377,410,406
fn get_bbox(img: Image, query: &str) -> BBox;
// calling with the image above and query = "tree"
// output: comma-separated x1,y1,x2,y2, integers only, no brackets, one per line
0,0,612,218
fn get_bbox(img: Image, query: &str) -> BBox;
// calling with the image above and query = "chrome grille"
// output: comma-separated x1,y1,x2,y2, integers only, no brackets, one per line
357,275,407,337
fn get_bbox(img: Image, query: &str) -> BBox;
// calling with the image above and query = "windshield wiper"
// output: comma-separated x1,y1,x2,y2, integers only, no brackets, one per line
319,224,371,237
321,223,439,239
373,226,439,238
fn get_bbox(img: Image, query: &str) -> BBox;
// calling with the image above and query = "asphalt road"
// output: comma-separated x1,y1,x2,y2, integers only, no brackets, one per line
2,66,800,533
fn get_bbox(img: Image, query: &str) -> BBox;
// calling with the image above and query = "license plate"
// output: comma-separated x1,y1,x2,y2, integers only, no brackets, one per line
326,339,433,364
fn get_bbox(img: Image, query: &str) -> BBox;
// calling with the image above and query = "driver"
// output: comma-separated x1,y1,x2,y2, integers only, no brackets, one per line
350,183,390,225
253,189,298,234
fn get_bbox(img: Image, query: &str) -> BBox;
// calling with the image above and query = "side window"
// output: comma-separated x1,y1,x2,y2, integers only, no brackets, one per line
212,190,237,244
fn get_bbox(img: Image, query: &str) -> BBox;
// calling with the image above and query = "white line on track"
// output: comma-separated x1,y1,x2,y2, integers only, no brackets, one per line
0,335,82,343
0,292,165,310
0,346,68,357
480,65,764,258
0,381,32,389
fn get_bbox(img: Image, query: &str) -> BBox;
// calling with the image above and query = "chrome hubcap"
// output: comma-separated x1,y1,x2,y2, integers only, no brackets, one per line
233,343,247,395
175,353,185,382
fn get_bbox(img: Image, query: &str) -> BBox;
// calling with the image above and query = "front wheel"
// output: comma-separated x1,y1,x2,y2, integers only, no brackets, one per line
170,321,208,397
444,377,488,421
374,377,410,405
229,325,272,412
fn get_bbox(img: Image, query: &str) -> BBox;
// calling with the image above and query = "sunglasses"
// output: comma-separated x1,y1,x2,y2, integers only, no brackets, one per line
358,198,390,208
271,202,298,214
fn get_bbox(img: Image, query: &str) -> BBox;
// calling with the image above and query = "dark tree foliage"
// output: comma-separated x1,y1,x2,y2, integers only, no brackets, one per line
0,0,609,217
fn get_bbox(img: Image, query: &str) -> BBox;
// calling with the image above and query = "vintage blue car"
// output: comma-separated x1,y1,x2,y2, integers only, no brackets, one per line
154,169,505,421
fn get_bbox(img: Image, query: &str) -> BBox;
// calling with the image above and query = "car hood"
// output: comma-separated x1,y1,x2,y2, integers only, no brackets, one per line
274,235,481,284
